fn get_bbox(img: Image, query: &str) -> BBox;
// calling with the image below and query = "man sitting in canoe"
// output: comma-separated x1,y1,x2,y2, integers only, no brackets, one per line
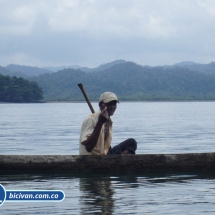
79,92,137,155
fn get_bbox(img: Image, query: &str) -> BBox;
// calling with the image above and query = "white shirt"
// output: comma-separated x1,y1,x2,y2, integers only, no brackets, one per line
79,111,112,155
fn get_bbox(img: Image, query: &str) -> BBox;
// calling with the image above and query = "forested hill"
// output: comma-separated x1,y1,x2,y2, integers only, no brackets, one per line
0,74,43,102
172,61,215,75
29,62,215,101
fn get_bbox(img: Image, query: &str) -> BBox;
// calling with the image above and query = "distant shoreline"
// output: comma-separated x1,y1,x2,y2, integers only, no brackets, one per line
1,99,215,104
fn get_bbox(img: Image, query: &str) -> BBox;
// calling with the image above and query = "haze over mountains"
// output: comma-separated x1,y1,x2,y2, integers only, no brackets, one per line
1,59,215,77
1,60,127,77
1,60,215,101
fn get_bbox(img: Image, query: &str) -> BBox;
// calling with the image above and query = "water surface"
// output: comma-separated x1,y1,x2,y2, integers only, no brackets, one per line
1,102,215,214
1,101,215,154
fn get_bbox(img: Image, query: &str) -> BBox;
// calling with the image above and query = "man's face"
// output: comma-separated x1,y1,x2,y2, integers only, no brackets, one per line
100,100,117,116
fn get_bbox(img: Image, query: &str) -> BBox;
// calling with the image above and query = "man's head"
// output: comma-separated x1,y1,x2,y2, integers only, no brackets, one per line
99,92,119,116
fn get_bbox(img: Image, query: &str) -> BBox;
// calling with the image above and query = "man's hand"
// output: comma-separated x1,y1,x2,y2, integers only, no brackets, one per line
98,107,109,124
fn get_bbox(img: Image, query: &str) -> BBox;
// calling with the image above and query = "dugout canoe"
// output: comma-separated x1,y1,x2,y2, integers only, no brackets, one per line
1,153,215,174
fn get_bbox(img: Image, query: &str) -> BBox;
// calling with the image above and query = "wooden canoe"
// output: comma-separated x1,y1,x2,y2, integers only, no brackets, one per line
1,153,215,174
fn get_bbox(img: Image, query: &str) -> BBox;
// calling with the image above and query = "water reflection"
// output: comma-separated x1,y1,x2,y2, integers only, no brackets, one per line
79,174,139,214
79,176,114,214
1,172,215,214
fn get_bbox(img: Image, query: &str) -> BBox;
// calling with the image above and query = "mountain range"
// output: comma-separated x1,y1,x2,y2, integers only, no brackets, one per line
1,60,215,101
0,59,127,77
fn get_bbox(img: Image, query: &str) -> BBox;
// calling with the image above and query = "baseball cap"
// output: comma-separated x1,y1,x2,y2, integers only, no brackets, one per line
99,92,119,103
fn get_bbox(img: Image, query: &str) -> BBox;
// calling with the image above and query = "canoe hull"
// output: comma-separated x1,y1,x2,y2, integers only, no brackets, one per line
1,153,215,174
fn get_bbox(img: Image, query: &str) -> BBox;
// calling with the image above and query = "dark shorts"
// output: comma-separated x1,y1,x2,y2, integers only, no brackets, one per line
107,138,137,155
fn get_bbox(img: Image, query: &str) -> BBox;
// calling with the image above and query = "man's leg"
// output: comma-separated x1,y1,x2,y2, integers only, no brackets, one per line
108,138,137,154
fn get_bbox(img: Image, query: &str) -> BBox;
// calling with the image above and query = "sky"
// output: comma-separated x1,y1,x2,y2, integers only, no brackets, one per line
1,0,215,68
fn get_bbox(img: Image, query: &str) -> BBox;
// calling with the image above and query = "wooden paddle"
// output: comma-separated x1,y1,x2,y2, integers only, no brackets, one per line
78,83,95,113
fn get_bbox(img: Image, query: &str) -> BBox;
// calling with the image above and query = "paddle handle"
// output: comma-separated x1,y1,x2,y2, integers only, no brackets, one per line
78,83,95,113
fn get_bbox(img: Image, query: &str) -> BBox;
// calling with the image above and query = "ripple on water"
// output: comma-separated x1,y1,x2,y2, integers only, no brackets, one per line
1,173,215,214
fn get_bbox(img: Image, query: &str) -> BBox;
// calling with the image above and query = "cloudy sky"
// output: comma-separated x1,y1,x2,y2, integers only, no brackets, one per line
1,0,215,68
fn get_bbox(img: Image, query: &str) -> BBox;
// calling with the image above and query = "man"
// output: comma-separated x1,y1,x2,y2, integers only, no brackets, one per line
79,92,137,155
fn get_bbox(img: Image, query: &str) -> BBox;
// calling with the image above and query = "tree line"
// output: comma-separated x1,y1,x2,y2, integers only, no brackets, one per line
2,61,215,102
0,74,43,102
29,62,215,101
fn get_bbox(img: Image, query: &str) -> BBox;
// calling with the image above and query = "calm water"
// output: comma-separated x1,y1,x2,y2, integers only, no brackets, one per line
1,102,215,214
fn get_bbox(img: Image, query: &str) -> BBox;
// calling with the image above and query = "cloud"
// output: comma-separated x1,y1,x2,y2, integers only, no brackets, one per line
0,0,215,67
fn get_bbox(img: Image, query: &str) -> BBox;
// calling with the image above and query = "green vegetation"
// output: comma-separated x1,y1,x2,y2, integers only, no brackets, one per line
0,74,43,102
1,61,215,102
29,62,215,101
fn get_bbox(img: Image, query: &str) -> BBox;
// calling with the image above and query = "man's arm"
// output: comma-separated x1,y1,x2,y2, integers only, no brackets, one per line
83,108,108,152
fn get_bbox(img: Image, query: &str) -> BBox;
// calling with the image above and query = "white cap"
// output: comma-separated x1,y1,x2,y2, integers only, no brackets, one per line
99,92,119,103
